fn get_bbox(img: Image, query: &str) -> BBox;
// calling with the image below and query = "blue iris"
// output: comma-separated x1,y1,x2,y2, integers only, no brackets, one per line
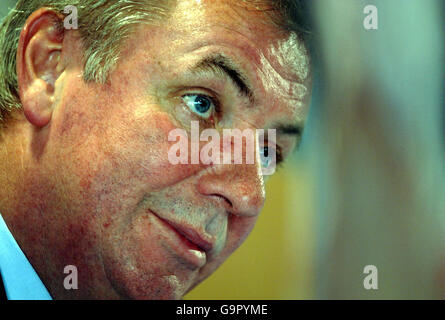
193,95,211,113
182,94,214,118
260,146,274,168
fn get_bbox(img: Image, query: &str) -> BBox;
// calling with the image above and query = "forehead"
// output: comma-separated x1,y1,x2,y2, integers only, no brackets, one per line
132,0,311,124
170,0,309,79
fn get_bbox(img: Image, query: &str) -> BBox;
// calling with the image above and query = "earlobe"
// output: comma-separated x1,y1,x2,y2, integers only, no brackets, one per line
17,9,65,128
22,79,54,127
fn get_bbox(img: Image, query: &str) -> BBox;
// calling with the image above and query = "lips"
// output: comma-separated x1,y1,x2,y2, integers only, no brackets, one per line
148,209,215,268
165,219,215,252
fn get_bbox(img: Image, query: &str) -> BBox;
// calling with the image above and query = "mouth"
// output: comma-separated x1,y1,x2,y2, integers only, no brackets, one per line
148,209,214,269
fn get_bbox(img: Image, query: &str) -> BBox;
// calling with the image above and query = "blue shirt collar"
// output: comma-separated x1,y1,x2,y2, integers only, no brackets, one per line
0,214,52,300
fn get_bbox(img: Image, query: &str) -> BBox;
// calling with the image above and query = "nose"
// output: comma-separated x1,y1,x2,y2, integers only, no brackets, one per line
197,160,266,217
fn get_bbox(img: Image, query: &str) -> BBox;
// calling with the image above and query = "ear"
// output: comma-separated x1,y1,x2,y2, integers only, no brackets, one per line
17,8,65,128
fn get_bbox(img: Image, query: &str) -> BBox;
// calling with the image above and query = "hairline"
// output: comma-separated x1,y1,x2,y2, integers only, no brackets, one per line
0,0,310,128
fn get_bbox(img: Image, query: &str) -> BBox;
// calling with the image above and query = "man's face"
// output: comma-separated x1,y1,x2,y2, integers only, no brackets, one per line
20,0,311,299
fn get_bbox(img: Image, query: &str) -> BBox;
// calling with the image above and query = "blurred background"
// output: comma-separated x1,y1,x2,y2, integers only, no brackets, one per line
2,0,444,299
188,0,445,299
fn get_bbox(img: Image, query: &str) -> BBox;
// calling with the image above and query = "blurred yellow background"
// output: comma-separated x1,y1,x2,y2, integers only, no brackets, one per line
187,0,445,299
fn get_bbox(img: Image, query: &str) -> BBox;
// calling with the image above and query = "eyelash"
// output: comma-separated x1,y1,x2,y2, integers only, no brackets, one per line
180,92,222,127
276,149,284,165
184,92,221,110
264,144,284,166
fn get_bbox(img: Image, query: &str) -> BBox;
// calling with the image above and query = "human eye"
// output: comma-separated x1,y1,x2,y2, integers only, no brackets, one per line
259,146,274,169
259,145,284,171
181,94,217,120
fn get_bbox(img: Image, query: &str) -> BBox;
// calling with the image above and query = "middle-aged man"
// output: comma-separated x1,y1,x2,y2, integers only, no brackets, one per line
0,0,312,299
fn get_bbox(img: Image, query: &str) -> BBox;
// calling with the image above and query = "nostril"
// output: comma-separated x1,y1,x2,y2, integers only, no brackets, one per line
210,193,233,208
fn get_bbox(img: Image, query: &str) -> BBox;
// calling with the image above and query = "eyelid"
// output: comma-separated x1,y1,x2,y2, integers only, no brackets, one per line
178,93,222,127
270,144,284,164
178,87,222,113
183,93,221,114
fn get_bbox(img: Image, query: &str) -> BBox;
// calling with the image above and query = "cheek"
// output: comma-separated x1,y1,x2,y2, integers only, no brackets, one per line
98,106,202,194
57,93,199,199
100,213,197,299
226,214,258,253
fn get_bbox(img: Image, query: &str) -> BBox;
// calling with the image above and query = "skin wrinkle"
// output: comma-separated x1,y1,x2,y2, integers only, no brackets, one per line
0,0,311,299
270,33,310,82
259,34,310,117
175,39,308,140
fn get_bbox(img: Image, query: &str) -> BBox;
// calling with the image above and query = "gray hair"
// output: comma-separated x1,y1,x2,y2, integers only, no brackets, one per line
0,0,311,124
0,0,174,124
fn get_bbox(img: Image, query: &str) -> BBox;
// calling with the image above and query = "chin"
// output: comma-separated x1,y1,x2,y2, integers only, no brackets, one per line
105,265,198,300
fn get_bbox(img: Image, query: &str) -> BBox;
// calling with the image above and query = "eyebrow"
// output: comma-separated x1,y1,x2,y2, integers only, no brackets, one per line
190,55,305,149
276,124,303,137
191,54,255,104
